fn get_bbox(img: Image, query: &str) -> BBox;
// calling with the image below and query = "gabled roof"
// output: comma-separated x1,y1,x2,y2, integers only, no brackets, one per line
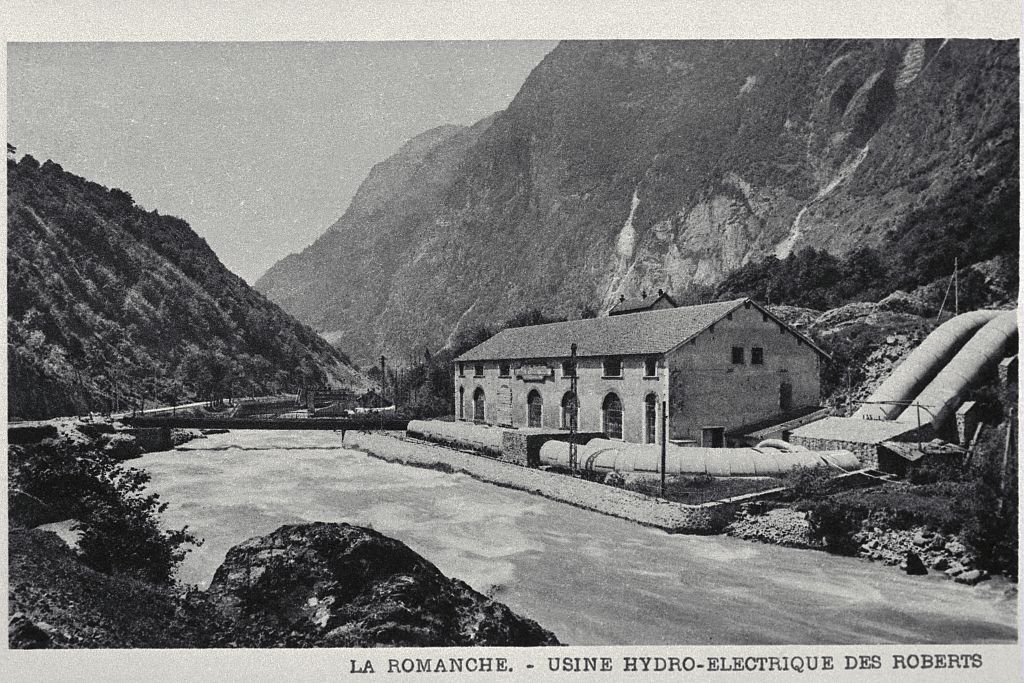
456,297,829,362
609,290,677,315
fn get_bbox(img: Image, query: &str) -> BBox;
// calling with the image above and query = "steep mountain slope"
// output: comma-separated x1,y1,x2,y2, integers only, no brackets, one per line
7,154,365,419
257,40,1018,364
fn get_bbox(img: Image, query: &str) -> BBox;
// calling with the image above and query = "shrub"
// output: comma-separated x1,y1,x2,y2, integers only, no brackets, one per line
960,424,1018,578
9,440,200,585
784,465,836,500
803,498,863,555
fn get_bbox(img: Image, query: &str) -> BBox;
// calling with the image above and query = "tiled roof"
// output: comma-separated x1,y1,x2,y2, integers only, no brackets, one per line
458,298,750,361
790,417,920,445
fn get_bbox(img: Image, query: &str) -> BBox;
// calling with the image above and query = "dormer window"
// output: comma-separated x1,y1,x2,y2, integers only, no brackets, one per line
603,357,622,378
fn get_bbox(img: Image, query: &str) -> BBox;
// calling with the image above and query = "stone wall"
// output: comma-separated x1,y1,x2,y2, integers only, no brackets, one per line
667,302,822,443
348,431,739,534
790,435,878,468
455,354,669,444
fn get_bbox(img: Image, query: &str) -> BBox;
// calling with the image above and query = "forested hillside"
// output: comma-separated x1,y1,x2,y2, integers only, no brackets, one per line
7,153,365,419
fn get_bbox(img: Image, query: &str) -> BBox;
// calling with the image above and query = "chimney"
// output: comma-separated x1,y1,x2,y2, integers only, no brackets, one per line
658,288,664,296
641,289,648,299
619,294,626,302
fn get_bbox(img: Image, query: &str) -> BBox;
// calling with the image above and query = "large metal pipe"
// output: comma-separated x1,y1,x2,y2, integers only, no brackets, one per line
854,309,1001,420
897,311,1018,429
539,438,859,477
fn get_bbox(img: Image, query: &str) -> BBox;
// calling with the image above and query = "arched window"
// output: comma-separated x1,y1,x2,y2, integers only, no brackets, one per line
645,393,658,444
602,393,623,440
527,390,543,428
560,392,578,430
473,387,486,423
458,387,465,420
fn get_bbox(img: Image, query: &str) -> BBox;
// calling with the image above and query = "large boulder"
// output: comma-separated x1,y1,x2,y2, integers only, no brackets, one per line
206,522,559,647
8,613,52,649
903,551,928,576
97,432,143,460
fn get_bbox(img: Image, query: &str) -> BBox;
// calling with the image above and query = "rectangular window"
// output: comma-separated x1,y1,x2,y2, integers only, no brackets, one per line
499,362,511,377
731,347,745,365
644,357,658,377
561,360,577,377
751,347,764,365
603,357,622,377
474,363,484,377
458,363,464,377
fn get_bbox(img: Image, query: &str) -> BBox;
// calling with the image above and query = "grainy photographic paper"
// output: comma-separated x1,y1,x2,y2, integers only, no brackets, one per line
2,1,1020,681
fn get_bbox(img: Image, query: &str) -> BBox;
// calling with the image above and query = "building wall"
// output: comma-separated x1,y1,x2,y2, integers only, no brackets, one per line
666,303,821,443
455,355,669,444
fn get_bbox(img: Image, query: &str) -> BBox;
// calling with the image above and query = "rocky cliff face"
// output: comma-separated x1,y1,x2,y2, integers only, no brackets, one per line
256,40,1018,364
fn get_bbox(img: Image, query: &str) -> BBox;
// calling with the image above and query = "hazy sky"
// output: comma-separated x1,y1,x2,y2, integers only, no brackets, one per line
8,41,557,282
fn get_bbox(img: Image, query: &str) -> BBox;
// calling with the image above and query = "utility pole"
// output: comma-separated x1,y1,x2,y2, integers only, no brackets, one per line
954,256,959,316
569,343,578,474
661,399,668,498
999,407,1015,515
379,355,386,404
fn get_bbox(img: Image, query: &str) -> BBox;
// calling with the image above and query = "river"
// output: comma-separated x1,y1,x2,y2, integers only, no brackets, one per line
135,430,1016,645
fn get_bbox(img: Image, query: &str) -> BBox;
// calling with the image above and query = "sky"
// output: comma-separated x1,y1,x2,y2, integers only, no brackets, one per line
7,41,557,283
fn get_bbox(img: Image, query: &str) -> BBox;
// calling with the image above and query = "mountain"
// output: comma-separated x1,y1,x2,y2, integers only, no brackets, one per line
7,154,365,419
256,40,1019,365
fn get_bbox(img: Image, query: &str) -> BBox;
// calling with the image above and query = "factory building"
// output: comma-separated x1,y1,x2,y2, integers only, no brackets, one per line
454,297,829,446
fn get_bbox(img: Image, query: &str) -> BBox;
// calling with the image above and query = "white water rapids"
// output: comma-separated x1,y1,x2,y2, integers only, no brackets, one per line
136,430,1016,645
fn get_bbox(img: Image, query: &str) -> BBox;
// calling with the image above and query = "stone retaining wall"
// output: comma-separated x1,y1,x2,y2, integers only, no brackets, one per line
347,431,737,534
791,435,878,468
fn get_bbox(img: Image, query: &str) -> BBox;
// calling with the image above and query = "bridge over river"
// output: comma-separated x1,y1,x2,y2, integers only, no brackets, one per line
135,429,1016,646
124,415,409,431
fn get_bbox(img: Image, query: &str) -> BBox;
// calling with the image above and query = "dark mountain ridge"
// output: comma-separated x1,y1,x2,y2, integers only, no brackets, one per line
256,39,1018,365
7,153,365,419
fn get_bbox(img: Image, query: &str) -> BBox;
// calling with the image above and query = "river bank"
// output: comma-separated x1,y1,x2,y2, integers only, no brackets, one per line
343,431,735,533
8,422,556,648
138,429,1017,644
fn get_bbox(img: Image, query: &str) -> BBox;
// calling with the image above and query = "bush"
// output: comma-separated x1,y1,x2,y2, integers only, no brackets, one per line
803,499,863,556
9,440,200,585
784,465,835,500
960,424,1018,578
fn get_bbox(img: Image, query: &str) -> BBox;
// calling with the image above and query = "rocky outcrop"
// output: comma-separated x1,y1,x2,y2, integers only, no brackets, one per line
9,521,560,649
853,526,986,582
727,505,822,549
206,522,559,647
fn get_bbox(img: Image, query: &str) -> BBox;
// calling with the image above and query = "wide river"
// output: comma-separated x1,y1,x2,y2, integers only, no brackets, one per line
136,430,1016,645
